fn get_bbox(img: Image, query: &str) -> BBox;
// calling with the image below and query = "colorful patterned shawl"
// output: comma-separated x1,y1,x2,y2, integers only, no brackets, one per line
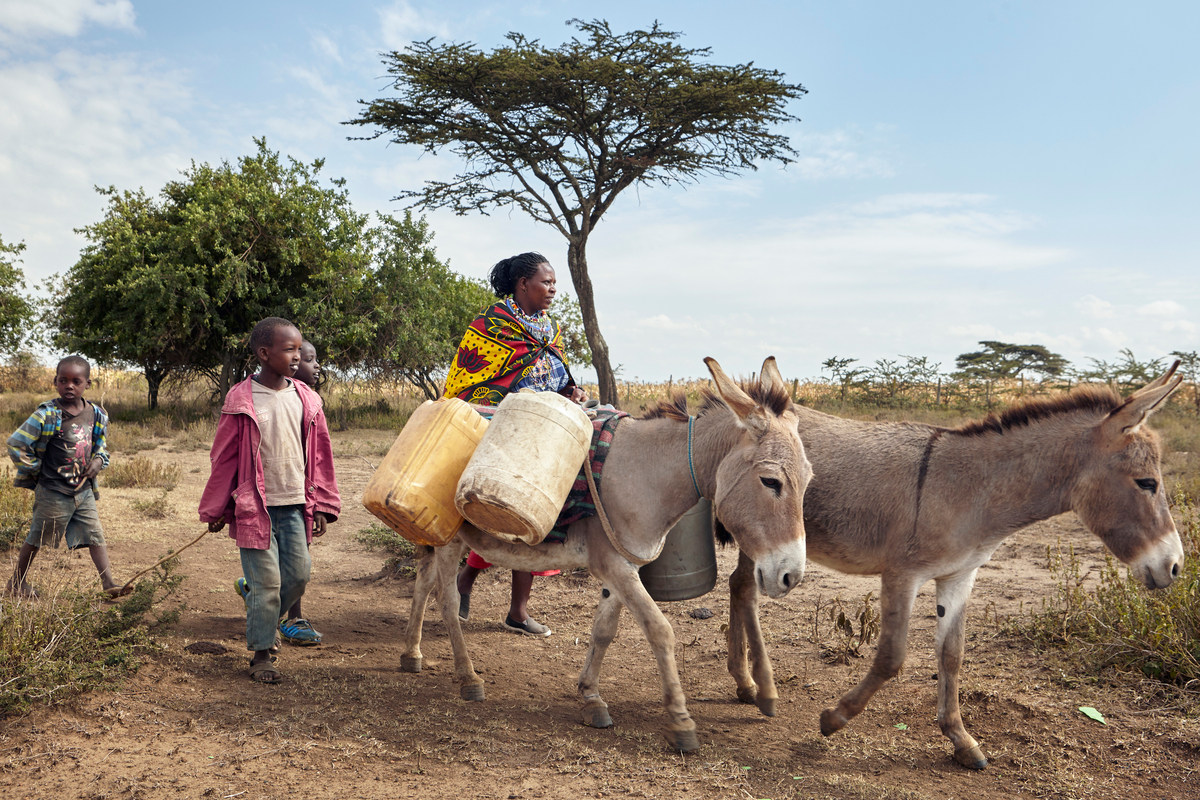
444,301,572,406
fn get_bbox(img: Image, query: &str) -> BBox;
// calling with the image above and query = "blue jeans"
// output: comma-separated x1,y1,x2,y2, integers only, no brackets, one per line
240,505,310,652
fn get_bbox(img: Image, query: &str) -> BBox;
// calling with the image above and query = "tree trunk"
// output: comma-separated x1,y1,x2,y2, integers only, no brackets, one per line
564,239,619,407
144,364,167,411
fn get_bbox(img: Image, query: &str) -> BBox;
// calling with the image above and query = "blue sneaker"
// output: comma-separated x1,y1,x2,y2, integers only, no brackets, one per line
234,577,250,606
279,618,322,646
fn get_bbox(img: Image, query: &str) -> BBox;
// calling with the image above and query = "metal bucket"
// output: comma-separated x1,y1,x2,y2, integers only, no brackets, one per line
639,497,717,602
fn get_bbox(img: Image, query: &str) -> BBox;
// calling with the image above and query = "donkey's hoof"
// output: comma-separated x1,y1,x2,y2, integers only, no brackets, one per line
581,703,613,729
736,686,757,705
819,708,849,736
755,696,777,717
400,655,422,673
954,745,988,770
460,683,486,702
671,728,700,753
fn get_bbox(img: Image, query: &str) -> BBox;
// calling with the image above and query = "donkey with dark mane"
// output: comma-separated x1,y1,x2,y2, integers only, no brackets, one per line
724,362,1184,768
402,357,811,752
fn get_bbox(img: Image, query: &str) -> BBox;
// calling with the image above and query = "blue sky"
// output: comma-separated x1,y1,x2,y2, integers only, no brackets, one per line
1,0,1196,383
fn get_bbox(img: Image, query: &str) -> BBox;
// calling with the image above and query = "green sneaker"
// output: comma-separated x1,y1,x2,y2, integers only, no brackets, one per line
234,577,250,606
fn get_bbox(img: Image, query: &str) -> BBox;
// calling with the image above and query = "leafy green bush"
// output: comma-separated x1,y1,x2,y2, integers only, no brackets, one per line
0,561,183,715
1013,492,1200,689
354,522,418,575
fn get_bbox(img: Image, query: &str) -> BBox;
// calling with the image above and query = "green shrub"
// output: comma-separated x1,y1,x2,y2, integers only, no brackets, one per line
354,522,418,575
1012,492,1200,690
0,560,183,715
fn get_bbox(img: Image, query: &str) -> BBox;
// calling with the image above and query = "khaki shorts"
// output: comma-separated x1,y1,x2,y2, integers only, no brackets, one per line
25,483,106,550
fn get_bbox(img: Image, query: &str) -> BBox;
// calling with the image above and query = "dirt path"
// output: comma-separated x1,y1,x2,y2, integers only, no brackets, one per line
2,432,1198,799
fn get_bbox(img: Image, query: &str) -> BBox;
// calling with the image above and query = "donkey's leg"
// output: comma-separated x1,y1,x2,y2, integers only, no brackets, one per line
820,573,920,736
935,569,987,770
401,545,441,673
613,571,699,753
727,550,778,716
577,586,624,730
434,538,486,701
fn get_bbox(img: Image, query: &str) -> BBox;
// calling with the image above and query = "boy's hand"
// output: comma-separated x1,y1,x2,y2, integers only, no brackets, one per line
313,511,329,537
208,516,226,533
72,456,103,491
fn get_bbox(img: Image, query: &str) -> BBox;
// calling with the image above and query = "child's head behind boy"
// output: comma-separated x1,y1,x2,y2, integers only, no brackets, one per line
295,340,320,389
250,317,303,390
55,356,91,408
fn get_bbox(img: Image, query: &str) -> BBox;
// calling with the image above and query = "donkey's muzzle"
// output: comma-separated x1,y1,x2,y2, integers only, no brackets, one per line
755,540,806,599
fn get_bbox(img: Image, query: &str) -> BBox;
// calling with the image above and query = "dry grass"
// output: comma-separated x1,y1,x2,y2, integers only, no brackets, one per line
0,547,183,715
131,491,173,519
0,466,33,551
103,457,181,491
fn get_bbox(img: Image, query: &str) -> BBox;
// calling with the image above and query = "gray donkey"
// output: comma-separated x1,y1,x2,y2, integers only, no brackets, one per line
724,362,1184,769
402,357,811,752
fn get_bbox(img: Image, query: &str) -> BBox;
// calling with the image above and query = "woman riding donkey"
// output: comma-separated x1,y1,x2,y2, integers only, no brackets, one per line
443,252,588,637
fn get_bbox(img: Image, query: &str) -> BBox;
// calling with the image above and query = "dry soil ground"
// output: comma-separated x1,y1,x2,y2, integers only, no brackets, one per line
2,429,1198,800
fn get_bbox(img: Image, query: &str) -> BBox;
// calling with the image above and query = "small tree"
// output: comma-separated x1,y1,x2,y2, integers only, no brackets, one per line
821,356,868,404
1170,350,1199,415
51,140,375,407
343,212,494,399
350,18,806,405
0,235,36,357
955,341,1068,382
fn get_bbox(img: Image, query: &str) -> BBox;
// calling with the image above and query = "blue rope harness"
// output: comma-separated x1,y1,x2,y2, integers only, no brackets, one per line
687,415,703,499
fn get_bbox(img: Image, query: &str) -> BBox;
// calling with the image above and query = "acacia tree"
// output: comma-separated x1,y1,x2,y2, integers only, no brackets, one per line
955,341,1068,382
0,235,36,357
349,18,806,404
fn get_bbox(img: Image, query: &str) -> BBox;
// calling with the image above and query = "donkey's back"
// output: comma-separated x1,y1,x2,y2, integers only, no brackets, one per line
797,409,939,575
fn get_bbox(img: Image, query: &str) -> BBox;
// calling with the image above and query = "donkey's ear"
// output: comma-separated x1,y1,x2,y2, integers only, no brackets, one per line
1102,361,1183,437
705,357,759,421
760,356,785,395
1138,359,1180,392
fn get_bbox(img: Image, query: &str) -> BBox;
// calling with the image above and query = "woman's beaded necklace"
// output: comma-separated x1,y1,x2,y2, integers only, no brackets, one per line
506,297,553,341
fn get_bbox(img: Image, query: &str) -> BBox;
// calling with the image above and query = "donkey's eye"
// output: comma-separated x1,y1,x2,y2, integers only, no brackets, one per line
1135,478,1158,494
760,477,782,494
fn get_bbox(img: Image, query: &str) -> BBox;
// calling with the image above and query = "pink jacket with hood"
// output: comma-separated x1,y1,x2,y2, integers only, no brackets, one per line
198,375,340,549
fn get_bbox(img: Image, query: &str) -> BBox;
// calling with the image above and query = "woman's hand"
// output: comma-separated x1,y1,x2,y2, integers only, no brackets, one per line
570,386,589,404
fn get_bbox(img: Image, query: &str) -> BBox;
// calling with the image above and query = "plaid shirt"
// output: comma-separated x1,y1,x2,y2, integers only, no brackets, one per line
7,399,110,490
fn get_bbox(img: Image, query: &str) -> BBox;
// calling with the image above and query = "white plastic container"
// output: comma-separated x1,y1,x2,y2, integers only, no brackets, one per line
361,398,488,546
455,391,592,545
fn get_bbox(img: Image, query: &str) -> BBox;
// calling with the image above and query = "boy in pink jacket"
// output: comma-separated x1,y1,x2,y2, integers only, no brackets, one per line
198,317,341,684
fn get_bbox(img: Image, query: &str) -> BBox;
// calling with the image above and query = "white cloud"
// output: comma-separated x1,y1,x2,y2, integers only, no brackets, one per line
311,33,342,65
1074,294,1114,318
633,314,709,335
378,1,451,51
0,0,135,41
0,48,192,282
1161,319,1197,334
1137,299,1185,317
788,129,894,180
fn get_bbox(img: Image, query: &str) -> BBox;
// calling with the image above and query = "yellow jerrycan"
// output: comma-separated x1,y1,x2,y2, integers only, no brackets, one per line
362,397,488,546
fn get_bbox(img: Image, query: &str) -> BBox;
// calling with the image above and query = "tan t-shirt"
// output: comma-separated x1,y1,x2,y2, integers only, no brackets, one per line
251,379,306,506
